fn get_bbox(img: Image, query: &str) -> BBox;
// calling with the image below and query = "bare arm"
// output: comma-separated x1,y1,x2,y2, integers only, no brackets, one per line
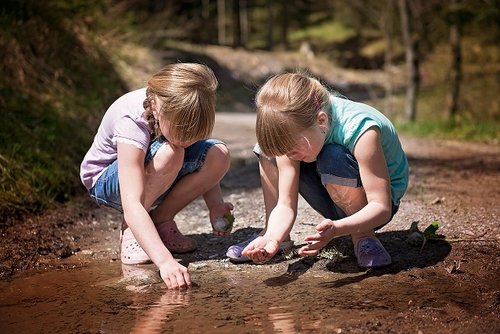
300,128,392,255
242,156,300,262
264,156,301,241
339,127,392,231
118,142,191,289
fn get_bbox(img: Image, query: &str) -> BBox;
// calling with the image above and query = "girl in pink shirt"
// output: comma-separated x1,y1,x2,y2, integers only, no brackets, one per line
80,63,233,289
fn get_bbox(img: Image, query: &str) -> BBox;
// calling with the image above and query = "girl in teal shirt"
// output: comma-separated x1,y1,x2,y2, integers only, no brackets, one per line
228,72,409,267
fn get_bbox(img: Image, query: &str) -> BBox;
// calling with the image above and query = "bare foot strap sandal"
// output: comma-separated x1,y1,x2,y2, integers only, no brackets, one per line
120,227,151,265
156,220,197,253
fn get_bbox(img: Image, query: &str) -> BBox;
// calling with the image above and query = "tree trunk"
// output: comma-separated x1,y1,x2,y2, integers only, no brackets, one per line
266,1,274,50
447,11,462,118
217,0,226,45
382,0,395,118
232,0,241,47
202,0,210,19
239,0,248,47
398,0,419,123
280,0,289,50
232,0,248,48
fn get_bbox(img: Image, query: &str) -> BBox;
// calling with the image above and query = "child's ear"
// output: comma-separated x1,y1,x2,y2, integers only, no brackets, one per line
317,111,329,126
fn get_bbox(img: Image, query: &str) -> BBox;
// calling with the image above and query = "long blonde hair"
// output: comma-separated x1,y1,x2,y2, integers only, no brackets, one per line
255,72,330,157
143,63,218,142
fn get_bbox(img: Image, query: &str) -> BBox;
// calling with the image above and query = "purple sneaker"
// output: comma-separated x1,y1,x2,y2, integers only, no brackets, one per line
355,237,392,268
226,233,260,263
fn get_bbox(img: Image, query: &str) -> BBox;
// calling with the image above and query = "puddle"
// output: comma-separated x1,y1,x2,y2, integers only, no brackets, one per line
0,258,494,333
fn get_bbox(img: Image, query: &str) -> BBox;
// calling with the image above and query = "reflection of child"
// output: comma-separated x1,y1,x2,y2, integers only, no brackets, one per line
228,72,409,267
80,63,233,289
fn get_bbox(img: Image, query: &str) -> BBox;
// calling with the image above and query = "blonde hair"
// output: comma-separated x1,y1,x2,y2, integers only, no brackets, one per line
143,63,218,142
255,72,330,157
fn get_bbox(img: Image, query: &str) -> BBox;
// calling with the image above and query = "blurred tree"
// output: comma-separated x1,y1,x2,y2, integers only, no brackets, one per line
217,0,226,45
280,0,290,50
398,0,420,123
348,0,398,116
266,0,274,50
232,0,248,47
444,0,473,118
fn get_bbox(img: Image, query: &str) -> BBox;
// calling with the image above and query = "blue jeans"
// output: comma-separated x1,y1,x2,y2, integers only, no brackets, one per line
254,143,398,228
89,137,224,213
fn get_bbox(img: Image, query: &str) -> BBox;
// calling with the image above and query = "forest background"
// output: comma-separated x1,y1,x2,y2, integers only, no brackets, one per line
0,0,498,220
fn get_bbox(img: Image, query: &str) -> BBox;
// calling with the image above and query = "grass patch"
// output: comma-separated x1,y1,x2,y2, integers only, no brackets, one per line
0,1,126,218
397,119,499,142
290,20,356,45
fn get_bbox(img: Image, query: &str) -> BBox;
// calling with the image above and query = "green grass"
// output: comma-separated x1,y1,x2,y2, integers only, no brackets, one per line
0,1,126,218
290,20,356,45
0,88,104,216
396,119,499,142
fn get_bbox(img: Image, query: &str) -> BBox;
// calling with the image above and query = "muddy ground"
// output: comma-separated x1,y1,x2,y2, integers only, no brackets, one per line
1,45,499,333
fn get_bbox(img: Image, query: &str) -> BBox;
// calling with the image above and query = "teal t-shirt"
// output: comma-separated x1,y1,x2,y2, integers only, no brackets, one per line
325,95,409,204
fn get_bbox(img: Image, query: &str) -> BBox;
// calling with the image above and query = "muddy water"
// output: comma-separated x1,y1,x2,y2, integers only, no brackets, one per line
0,259,491,333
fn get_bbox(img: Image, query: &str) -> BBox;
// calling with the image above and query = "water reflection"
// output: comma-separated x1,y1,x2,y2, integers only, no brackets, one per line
267,305,323,333
2,259,472,333
120,263,162,291
268,305,296,333
122,264,190,333
129,290,190,333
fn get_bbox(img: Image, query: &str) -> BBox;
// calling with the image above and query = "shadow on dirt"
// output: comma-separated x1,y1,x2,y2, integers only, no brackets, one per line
407,153,500,174
181,226,452,291
321,232,452,288
222,161,261,190
257,230,451,289
178,226,261,265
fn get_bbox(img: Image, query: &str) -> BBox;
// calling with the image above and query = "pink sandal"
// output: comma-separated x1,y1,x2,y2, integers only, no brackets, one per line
120,227,151,265
156,220,197,253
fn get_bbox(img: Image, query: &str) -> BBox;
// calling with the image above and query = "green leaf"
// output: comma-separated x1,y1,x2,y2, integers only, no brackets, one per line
423,221,440,238
223,212,235,225
221,212,235,232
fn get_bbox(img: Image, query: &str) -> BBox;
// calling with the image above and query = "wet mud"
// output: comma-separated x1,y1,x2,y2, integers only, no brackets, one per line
1,238,498,334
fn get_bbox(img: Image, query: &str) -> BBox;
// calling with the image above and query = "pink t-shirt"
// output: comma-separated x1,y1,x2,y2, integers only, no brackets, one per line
80,88,152,190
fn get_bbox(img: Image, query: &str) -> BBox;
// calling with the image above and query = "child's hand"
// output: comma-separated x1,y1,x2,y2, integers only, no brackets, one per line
159,259,191,290
299,219,336,256
210,202,234,236
242,236,280,264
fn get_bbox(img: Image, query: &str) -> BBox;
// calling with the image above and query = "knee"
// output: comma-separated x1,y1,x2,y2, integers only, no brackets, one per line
150,143,184,174
206,143,230,173
317,144,353,165
317,144,360,183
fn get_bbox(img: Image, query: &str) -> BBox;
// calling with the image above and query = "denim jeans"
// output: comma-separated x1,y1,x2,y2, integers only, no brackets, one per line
90,137,224,213
254,143,398,228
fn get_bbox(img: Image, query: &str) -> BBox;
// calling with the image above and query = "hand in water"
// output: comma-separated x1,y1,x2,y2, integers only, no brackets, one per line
159,260,191,289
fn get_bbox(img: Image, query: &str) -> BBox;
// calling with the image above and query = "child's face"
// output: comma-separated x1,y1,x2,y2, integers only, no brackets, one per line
286,126,324,162
154,98,202,149
158,118,197,149
285,111,329,162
